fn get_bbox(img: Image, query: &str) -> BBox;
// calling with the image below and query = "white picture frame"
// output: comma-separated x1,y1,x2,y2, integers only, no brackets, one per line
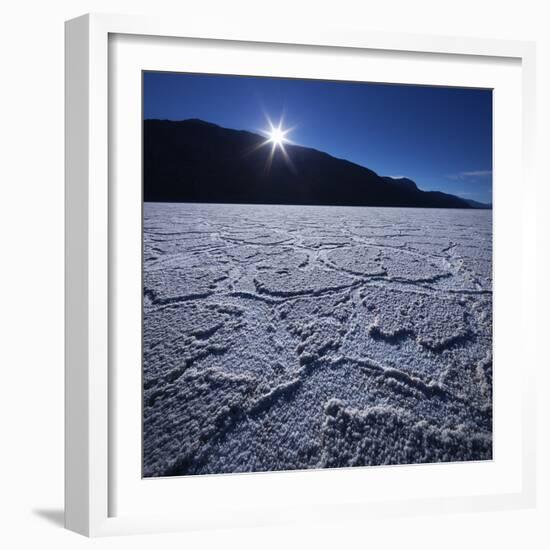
65,13,537,537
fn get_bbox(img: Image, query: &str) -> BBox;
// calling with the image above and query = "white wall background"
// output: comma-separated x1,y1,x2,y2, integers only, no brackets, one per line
0,0,547,548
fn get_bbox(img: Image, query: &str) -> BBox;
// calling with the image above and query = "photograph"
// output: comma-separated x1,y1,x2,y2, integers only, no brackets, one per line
142,72,493,478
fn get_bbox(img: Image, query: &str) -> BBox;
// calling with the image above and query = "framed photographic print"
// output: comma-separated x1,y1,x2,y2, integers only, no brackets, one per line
65,13,537,536
141,73,495,478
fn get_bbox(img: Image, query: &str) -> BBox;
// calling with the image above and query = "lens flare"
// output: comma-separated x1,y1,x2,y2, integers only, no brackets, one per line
248,116,296,174
267,125,289,148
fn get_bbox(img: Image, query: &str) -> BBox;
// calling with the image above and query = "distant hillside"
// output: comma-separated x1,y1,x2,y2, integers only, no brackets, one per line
144,119,476,209
463,198,492,209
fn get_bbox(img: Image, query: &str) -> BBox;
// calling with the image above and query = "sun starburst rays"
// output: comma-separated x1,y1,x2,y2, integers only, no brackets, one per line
259,117,296,174
266,123,290,148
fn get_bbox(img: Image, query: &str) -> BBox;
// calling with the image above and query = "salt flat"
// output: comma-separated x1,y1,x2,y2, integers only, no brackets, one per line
143,203,492,477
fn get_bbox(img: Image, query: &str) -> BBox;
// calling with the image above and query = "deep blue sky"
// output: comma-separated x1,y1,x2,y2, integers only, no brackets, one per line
144,72,493,203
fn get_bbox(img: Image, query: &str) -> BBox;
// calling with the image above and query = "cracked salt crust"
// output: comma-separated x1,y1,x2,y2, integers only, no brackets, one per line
143,203,492,477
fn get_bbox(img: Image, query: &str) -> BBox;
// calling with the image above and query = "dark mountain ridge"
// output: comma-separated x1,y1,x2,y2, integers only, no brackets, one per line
144,119,488,209
464,198,492,209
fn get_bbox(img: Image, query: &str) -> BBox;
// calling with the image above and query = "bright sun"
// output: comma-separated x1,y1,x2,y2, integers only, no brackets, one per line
258,117,295,172
266,124,290,148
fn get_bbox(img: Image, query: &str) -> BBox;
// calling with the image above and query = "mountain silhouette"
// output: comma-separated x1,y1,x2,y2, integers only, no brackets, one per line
144,119,486,209
463,198,492,209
